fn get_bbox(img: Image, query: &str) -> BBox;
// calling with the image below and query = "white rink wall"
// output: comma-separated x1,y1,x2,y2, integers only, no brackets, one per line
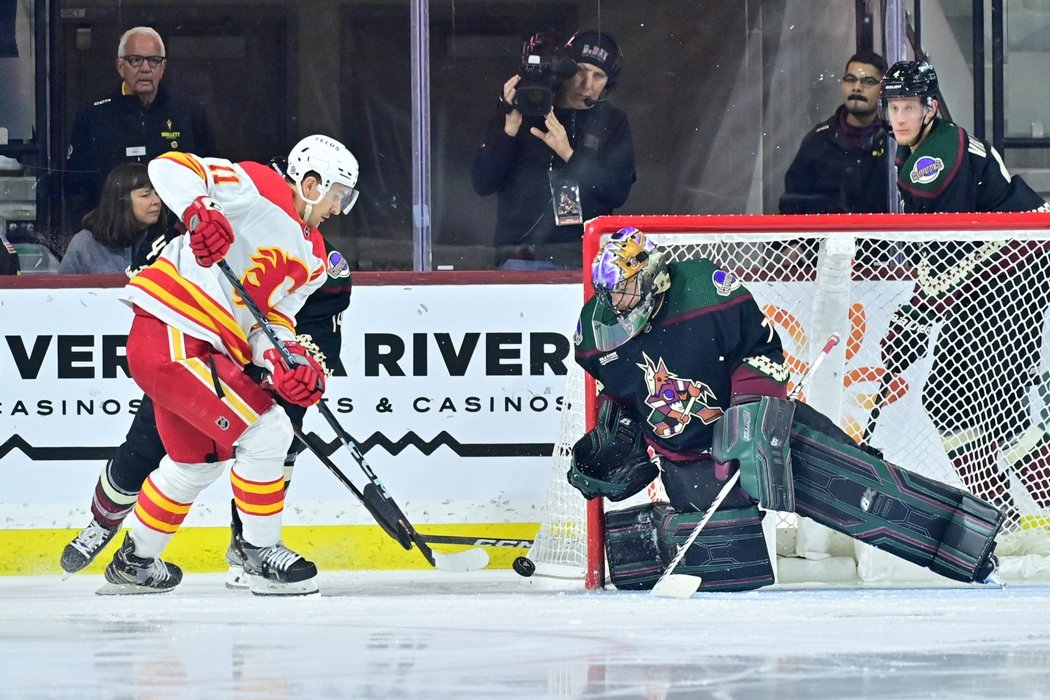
0,281,582,532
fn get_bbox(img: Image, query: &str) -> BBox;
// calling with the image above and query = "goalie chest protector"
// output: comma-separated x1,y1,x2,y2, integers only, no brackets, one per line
575,259,787,457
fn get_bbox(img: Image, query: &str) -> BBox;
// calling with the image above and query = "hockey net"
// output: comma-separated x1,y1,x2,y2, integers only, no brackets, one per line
529,212,1050,588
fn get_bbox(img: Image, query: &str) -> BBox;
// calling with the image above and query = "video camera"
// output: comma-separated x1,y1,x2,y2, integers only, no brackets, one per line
513,33,579,118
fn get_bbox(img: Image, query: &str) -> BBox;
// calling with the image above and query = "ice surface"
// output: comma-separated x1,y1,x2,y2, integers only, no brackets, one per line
2,571,1050,699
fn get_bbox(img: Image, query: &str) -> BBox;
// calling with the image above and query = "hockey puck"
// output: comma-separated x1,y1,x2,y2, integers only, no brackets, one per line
512,556,536,577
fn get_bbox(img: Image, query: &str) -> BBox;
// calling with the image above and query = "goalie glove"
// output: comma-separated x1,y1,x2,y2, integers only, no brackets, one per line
880,303,934,375
182,196,234,267
262,342,326,407
567,400,658,501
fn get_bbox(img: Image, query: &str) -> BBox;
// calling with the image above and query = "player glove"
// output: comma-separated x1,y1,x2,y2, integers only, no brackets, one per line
880,303,934,375
182,196,234,267
262,342,326,407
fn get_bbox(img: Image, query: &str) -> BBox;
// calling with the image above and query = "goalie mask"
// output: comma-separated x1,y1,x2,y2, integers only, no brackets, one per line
590,227,670,352
286,135,361,215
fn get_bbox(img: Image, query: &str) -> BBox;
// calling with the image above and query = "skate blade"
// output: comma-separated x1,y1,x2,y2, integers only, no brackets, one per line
980,568,1007,589
247,575,319,597
225,565,250,590
433,548,490,572
95,581,174,596
651,573,702,599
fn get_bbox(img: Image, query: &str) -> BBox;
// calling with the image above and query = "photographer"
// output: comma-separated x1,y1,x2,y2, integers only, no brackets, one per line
472,30,636,270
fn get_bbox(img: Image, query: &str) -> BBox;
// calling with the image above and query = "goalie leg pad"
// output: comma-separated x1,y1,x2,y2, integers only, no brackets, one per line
603,503,774,592
658,505,773,592
604,503,664,590
712,396,796,511
790,403,1004,583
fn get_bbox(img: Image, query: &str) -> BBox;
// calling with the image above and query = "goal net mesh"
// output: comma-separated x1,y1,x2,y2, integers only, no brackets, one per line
528,214,1050,587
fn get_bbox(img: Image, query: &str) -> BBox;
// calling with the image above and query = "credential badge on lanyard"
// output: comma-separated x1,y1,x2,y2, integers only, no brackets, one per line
548,166,582,226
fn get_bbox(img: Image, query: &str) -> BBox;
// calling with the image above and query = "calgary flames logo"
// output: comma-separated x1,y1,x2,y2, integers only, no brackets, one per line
237,247,311,313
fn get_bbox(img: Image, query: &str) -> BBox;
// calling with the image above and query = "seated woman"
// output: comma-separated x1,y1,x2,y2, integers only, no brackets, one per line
59,162,168,274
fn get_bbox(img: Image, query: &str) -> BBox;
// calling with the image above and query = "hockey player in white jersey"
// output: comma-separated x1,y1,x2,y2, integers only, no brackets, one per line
99,135,359,596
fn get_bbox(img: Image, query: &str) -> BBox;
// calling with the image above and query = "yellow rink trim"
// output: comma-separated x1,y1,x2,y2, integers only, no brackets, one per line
0,522,541,576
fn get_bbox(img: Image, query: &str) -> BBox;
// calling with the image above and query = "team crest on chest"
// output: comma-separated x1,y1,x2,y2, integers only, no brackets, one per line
910,156,944,184
636,352,722,438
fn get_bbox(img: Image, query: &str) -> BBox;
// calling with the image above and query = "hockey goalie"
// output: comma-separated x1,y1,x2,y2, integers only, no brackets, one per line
567,227,1004,591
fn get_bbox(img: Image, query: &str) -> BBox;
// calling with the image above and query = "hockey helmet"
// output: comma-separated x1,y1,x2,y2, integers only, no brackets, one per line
879,61,939,141
286,135,360,214
590,227,670,351
880,60,938,101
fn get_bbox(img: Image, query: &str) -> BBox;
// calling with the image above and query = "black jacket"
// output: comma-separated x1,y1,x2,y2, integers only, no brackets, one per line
472,101,635,267
780,105,889,214
65,83,217,232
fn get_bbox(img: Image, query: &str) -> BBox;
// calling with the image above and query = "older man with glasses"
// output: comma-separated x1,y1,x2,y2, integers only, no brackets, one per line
779,51,890,216
64,26,218,244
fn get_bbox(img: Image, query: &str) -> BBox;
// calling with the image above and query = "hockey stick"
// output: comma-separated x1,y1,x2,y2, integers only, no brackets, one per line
418,534,534,548
294,426,411,548
651,333,841,598
862,377,892,447
217,260,489,572
297,428,534,548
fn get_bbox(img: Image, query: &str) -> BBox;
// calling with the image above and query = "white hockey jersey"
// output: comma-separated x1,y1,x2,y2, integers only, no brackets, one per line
124,152,328,366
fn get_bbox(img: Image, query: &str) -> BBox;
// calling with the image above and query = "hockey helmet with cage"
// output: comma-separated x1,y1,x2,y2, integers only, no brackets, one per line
880,61,939,137
590,227,670,351
286,135,360,215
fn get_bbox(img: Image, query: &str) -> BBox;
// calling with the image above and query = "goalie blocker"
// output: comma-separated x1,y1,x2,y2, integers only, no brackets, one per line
574,397,1004,591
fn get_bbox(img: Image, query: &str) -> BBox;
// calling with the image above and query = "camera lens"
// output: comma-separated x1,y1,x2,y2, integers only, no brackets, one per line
514,84,554,117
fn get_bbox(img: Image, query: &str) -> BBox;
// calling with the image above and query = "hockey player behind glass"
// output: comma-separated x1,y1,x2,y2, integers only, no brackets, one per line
94,135,359,595
878,60,1050,525
569,228,1005,591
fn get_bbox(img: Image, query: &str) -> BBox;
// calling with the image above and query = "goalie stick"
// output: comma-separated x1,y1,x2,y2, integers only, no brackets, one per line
217,260,489,573
651,333,841,598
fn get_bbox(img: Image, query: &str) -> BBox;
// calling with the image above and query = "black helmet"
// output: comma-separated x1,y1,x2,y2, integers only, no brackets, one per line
880,60,938,101
880,60,939,142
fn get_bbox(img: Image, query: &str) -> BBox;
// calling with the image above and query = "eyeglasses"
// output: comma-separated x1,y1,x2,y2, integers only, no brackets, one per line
843,74,880,87
120,55,166,69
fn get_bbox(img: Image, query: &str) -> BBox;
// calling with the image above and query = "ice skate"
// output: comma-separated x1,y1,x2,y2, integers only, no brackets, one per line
224,500,249,589
96,533,182,595
977,554,1005,588
61,519,119,577
238,536,318,596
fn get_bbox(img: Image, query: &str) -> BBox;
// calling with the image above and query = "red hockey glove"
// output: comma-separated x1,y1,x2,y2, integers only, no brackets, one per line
880,303,933,375
263,342,326,407
182,196,234,267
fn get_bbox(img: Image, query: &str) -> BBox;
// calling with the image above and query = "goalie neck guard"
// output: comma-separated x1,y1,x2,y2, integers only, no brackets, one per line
590,227,670,352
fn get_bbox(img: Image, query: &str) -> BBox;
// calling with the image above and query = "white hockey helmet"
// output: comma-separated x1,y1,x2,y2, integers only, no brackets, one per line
286,134,360,214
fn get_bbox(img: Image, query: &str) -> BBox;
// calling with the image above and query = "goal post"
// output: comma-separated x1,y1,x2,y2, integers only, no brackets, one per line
529,212,1050,589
